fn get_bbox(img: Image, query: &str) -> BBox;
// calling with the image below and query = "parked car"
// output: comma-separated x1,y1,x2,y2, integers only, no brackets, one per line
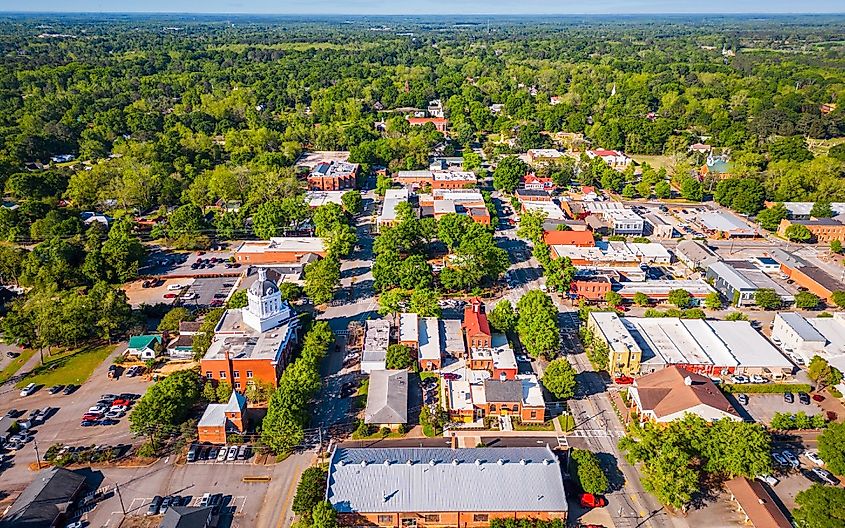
160,496,173,514
516,354,531,362
798,392,811,405
146,496,164,516
579,493,607,509
756,474,779,487
772,452,788,466
783,392,794,404
812,394,825,402
737,394,749,405
782,450,800,469
19,383,37,397
163,293,177,299
199,493,211,507
167,284,183,291
216,447,228,462
614,376,634,385
237,445,249,460
62,384,78,395
65,521,86,528
186,446,198,463
6,351,20,358
811,467,839,485
209,493,223,514
805,451,825,466
730,375,749,384
99,418,120,426
226,445,239,461
104,410,124,420
441,373,461,381
750,374,766,384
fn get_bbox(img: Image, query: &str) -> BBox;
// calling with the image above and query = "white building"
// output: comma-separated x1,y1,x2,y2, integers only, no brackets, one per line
361,319,391,373
378,188,410,230
771,312,845,370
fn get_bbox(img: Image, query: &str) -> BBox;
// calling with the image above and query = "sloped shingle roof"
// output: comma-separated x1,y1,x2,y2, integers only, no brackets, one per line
365,370,408,424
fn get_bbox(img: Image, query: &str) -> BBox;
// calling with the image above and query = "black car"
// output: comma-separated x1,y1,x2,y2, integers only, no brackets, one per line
119,393,139,400
737,394,749,405
784,392,795,404
62,384,78,395
146,496,164,516
340,382,357,398
48,385,65,395
6,351,20,359
209,493,223,514
160,495,173,514
799,392,811,405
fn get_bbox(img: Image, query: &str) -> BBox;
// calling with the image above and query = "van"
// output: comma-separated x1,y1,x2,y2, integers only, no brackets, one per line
199,493,211,507
19,383,37,397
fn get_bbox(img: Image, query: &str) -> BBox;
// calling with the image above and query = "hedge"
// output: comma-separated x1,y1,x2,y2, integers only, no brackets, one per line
722,383,812,394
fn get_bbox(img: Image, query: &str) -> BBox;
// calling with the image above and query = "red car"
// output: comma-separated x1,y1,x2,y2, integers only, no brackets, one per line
614,376,634,385
615,305,628,312
164,293,177,299
441,372,461,381
579,493,607,509
812,394,825,402
111,399,130,407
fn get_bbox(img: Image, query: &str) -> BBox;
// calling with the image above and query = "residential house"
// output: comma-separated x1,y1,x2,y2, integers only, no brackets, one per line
463,298,491,349
522,174,555,191
628,366,740,423
586,149,631,170
688,143,712,154
325,446,568,527
724,477,792,528
364,370,408,430
166,334,194,359
427,99,444,118
197,391,247,444
126,335,162,360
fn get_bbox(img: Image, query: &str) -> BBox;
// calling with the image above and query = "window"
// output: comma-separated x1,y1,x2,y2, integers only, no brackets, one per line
233,371,240,379
234,382,241,389
472,515,488,523
489,404,496,412
246,371,254,379
377,515,393,524
219,371,227,379
423,515,440,523
205,372,212,379
530,410,537,419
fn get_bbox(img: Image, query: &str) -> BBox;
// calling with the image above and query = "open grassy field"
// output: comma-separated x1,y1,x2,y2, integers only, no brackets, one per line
0,348,37,384
631,154,673,170
16,343,116,388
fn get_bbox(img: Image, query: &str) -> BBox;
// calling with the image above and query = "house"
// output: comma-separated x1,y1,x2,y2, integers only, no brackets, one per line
587,312,793,378
724,477,792,528
482,376,545,423
167,334,194,359
463,298,491,349
701,155,732,180
777,217,845,243
325,446,568,527
307,160,359,191
688,143,712,154
542,230,595,247
427,99,444,118
361,319,391,373
197,391,247,444
586,149,631,170
773,249,845,303
126,335,162,360
628,366,740,423
179,321,202,335
235,237,326,266
201,268,298,389
159,506,214,528
0,467,86,528
378,188,410,230
526,149,563,164
515,189,552,203
675,240,720,270
80,211,110,227
522,174,555,191
364,370,408,429
407,117,448,133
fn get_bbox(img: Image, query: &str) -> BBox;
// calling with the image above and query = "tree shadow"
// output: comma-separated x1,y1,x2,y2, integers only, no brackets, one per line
595,452,626,493
341,266,370,279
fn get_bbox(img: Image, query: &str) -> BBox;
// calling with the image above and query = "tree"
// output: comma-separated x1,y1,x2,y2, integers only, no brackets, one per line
437,213,475,251
795,291,821,310
323,224,357,259
157,307,194,333
704,291,722,310
622,184,636,199
793,485,845,528
667,289,692,309
378,288,408,317
679,176,703,201
541,358,577,400
605,291,623,307
754,288,782,310
398,255,433,290
831,239,843,254
785,224,813,242
312,502,338,528
215,381,233,403
385,344,414,369
570,449,609,495
654,180,671,199
516,291,560,359
293,467,328,515
833,291,845,308
167,204,204,239
409,288,441,317
633,292,650,307
253,200,288,239
304,257,340,306
493,156,527,193
808,355,844,390
227,289,248,308
811,200,834,219
516,210,546,245
488,300,516,333
463,151,482,171
818,422,845,476
341,190,362,215
129,370,202,442
101,218,145,282
755,203,788,232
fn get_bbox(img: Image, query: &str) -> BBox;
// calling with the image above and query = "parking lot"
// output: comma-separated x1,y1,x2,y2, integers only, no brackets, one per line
728,392,824,424
141,247,237,278
181,276,238,308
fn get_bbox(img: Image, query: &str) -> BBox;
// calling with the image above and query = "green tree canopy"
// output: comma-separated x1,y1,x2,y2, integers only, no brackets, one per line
541,358,578,400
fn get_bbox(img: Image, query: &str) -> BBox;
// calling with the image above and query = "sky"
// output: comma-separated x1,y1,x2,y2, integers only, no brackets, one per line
1,0,844,14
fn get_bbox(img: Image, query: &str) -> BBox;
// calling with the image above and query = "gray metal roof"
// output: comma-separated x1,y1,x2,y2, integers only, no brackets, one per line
707,261,757,291
365,370,408,424
1,467,86,528
159,506,213,528
326,447,567,513
484,379,522,403
777,313,826,343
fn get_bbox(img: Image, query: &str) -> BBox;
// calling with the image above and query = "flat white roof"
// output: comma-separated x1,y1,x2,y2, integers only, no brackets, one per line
433,189,484,203
522,201,566,220
399,313,419,343
708,321,792,369
433,201,457,214
627,242,670,260
519,375,545,407
237,237,326,254
617,280,714,297
699,211,756,235
589,312,642,356
448,379,474,411
364,319,391,354
379,188,409,223
777,312,826,343
418,317,441,361
781,202,845,217
433,171,476,181
527,149,563,158
708,261,758,291
441,319,465,355
305,191,346,207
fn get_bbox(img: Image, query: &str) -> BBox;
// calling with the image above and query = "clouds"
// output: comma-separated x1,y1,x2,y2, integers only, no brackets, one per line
1,0,843,13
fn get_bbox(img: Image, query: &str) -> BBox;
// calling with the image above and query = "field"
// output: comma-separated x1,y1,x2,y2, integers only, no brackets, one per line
0,348,37,384
16,344,116,388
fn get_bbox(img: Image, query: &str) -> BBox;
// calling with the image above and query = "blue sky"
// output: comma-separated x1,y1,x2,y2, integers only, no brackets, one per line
1,0,843,14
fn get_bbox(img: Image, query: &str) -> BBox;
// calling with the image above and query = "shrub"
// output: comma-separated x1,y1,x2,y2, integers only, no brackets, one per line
293,467,328,515
570,449,609,495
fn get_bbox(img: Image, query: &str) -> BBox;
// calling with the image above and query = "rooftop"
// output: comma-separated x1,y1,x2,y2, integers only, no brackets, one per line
616,280,714,297
418,317,442,361
522,201,567,220
542,230,595,247
771,249,844,293
440,319,465,356
779,202,845,217
204,320,295,363
305,190,346,207
527,149,562,157
698,211,756,236
379,188,410,223
707,261,758,291
310,160,359,178
724,477,792,528
364,319,391,354
236,237,326,254
365,370,409,425
1,467,86,528
633,366,738,420
399,313,419,344
675,240,719,263
776,313,826,343
326,447,567,514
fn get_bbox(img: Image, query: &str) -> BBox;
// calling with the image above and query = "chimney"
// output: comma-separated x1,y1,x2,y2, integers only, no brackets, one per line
684,376,692,386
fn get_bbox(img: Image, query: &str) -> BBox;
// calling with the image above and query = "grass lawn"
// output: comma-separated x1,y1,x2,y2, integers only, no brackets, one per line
16,344,116,388
631,154,673,170
558,414,575,432
513,420,556,432
353,378,369,410
0,348,37,384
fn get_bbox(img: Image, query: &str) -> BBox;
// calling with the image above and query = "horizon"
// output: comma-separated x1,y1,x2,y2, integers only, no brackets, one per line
1,0,844,16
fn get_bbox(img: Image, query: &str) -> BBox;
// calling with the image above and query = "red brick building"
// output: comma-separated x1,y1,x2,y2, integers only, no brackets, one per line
407,117,448,133
463,297,491,349
543,230,595,247
307,160,359,191
235,237,326,265
197,391,247,444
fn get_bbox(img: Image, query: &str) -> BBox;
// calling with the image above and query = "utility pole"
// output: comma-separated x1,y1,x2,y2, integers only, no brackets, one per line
33,438,42,469
115,482,127,515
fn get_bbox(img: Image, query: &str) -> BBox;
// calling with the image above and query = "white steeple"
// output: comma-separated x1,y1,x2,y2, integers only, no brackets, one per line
242,268,291,333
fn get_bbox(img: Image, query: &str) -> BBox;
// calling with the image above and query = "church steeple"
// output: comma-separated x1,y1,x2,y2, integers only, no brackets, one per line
243,268,290,333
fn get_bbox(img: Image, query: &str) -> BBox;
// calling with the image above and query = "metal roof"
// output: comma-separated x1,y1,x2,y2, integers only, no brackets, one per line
326,447,567,513
776,313,826,343
365,370,408,425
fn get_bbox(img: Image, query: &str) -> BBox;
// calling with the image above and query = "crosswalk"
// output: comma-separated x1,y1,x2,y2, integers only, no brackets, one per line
566,429,626,438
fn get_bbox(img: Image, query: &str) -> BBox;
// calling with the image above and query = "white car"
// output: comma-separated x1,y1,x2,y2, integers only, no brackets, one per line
88,405,107,414
167,284,183,291
782,450,800,469
730,375,749,384
181,292,198,300
110,405,129,413
756,474,779,487
216,447,227,462
805,451,825,466
811,467,839,485
19,383,37,397
750,374,766,384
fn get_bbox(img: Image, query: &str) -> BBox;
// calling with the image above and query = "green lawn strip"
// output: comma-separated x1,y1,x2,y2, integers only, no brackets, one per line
558,414,575,432
513,420,555,432
17,344,116,388
0,348,37,384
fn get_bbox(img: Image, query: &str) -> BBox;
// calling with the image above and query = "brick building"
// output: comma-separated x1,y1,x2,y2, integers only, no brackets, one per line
777,217,845,243
197,391,247,444
307,160,359,191
407,117,448,133
463,297,491,349
235,237,326,265
326,446,568,527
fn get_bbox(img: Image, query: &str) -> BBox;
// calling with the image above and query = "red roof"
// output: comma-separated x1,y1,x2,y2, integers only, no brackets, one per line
580,186,596,194
407,117,448,125
591,149,621,157
524,174,553,184
463,298,491,338
543,230,595,247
